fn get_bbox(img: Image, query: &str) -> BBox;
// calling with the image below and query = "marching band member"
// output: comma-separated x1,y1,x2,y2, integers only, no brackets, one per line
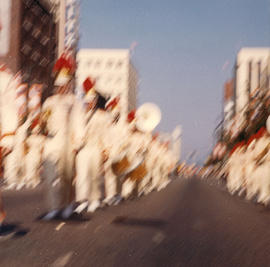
75,77,112,213
249,129,270,205
75,132,103,213
41,85,86,219
102,97,133,205
27,84,42,134
12,117,32,190
148,141,166,191
158,142,177,191
23,84,44,188
117,110,137,199
76,109,112,212
117,110,136,200
244,138,258,201
0,69,23,188
258,148,270,205
75,77,102,213
121,125,152,199
74,77,95,212
24,133,45,188
226,143,246,194
138,133,159,195
41,52,85,220
41,89,73,220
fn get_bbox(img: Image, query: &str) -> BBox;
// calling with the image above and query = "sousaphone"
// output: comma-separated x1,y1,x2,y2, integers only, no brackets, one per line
135,103,161,133
112,103,161,181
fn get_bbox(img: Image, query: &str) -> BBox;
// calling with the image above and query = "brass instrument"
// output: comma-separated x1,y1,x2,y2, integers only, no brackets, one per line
127,160,147,181
135,103,161,133
112,102,161,179
111,156,131,177
112,155,148,182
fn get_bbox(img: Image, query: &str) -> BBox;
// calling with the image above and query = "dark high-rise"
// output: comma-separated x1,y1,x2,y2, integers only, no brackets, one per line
0,0,58,101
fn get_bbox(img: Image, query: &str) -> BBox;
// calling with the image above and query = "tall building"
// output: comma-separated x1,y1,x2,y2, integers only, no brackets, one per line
48,0,79,57
0,0,58,100
76,49,137,115
47,0,79,93
223,78,235,133
235,47,270,115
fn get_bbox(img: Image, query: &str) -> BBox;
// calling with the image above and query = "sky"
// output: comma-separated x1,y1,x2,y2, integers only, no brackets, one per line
79,0,270,163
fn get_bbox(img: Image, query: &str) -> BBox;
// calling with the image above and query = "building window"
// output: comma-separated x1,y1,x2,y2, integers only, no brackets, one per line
31,5,41,16
23,0,33,8
86,60,92,68
116,61,123,69
21,44,32,56
22,19,33,31
66,5,75,20
39,57,49,67
114,77,121,85
31,51,41,62
32,27,41,39
95,60,101,68
107,60,113,69
22,71,31,81
41,14,49,24
106,76,112,84
40,36,50,46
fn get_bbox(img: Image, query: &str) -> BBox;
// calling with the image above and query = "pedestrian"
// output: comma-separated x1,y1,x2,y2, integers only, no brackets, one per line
0,68,22,189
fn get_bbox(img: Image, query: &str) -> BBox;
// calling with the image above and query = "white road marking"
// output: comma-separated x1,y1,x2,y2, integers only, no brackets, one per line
152,231,166,244
55,222,65,231
52,251,73,267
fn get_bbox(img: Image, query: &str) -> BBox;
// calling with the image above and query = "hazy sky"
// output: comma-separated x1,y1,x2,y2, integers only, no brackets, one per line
79,0,270,162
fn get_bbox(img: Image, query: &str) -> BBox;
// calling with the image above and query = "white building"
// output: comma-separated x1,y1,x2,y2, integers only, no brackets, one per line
76,49,137,116
235,47,270,114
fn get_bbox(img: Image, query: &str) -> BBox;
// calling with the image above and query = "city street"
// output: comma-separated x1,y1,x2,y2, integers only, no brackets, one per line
1,1,269,266
1,177,270,267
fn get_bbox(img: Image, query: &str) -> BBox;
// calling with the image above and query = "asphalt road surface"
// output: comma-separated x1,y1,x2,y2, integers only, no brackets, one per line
1,177,270,267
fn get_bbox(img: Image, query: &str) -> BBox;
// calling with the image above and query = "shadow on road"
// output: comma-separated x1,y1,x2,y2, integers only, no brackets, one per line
0,222,29,239
35,211,91,224
112,216,167,229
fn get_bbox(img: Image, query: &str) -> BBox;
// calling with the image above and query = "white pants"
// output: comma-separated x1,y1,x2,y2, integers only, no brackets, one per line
121,178,136,199
42,158,71,211
24,141,43,187
42,135,73,211
151,165,162,190
104,160,118,200
75,143,102,203
4,148,23,186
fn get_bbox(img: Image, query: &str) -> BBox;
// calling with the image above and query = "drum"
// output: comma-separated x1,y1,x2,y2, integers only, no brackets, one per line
127,160,147,181
111,156,131,176
112,154,146,179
